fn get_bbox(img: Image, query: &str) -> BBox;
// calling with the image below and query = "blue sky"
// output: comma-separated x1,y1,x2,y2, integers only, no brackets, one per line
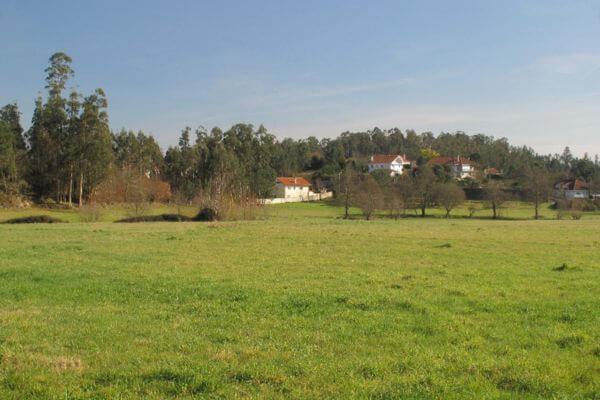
2,0,600,155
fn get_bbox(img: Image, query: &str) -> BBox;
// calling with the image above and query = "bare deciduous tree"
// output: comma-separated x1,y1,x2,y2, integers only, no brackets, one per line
484,181,510,219
334,167,357,219
467,202,482,218
523,166,552,219
352,174,384,220
434,183,466,218
393,175,416,217
413,165,437,218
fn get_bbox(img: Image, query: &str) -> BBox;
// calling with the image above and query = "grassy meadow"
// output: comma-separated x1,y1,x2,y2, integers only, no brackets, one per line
0,202,599,399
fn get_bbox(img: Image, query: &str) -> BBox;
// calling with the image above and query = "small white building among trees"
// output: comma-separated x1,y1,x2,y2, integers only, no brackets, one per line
274,177,311,199
367,154,414,176
428,156,475,179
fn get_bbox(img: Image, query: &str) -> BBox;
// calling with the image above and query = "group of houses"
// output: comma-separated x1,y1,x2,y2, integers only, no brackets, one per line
367,154,476,179
366,153,597,200
270,153,596,202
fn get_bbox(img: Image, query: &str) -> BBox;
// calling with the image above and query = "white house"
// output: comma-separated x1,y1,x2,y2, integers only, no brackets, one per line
367,154,414,176
274,177,311,199
554,179,590,199
429,156,475,179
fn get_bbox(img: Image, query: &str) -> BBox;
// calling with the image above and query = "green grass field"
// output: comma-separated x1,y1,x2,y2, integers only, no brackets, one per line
1,202,599,399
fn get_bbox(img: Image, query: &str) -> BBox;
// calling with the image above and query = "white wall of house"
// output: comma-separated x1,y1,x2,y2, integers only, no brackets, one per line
459,164,474,179
554,189,590,199
275,183,310,199
446,163,474,179
368,158,411,176
261,191,333,204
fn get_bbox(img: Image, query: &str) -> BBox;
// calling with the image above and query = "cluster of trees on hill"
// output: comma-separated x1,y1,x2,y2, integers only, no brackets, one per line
2,52,600,211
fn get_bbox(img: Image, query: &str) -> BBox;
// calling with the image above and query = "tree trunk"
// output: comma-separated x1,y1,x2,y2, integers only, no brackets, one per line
68,167,73,206
421,205,426,217
534,200,539,220
492,203,497,219
344,192,350,219
78,172,84,207
1,174,7,194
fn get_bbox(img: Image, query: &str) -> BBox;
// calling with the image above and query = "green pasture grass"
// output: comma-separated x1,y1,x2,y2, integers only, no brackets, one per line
0,204,199,224
0,202,599,399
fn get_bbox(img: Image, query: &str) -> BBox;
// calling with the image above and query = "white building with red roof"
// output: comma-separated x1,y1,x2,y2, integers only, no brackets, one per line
428,156,475,179
274,177,311,199
367,154,414,176
554,179,590,199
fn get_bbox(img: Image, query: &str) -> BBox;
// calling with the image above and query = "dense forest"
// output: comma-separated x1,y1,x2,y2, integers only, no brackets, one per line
1,53,599,209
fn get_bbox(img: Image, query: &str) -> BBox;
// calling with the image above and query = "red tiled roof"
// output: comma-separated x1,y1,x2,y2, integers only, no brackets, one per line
557,179,588,190
276,177,311,186
574,179,588,190
429,156,473,166
369,154,411,164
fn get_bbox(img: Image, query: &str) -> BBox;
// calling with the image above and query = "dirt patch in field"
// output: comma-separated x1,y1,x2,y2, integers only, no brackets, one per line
2,352,83,372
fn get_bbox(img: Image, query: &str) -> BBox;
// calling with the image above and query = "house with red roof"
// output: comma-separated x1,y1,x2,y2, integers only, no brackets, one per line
428,156,475,179
554,179,590,199
274,177,311,199
367,154,414,176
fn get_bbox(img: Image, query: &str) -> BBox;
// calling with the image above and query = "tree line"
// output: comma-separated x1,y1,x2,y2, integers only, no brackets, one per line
1,52,600,209
333,162,575,220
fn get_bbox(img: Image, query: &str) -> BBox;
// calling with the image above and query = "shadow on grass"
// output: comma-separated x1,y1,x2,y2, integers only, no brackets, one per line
344,211,562,222
116,208,219,223
2,215,66,224
115,214,193,223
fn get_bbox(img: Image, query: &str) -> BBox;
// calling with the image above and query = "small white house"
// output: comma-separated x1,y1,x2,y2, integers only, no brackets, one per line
367,154,414,176
429,156,475,179
274,177,311,199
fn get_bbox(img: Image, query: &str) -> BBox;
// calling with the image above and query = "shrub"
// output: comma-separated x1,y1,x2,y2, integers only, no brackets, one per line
93,167,171,206
194,177,263,221
79,204,103,222
570,200,584,220
195,208,218,221
116,214,192,223
581,199,597,212
0,193,30,208
2,215,66,224
571,210,583,220
147,179,172,203
554,199,569,220
467,202,482,218
38,198,72,209
125,199,149,218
